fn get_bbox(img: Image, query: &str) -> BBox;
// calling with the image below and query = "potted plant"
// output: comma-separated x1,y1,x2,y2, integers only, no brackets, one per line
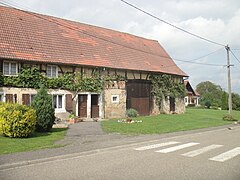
69,113,76,124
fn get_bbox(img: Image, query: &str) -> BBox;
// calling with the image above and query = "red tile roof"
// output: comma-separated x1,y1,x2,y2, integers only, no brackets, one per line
0,6,187,76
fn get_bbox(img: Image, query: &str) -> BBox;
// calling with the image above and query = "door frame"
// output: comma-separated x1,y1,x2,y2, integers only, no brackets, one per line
76,92,102,118
78,94,88,117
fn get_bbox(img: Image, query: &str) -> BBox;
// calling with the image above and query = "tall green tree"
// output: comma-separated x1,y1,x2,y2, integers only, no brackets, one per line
221,91,228,110
31,86,55,132
196,81,223,107
232,93,240,111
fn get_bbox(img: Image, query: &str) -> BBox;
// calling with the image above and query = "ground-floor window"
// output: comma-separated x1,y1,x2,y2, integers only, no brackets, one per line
53,94,63,109
22,94,36,106
0,93,4,102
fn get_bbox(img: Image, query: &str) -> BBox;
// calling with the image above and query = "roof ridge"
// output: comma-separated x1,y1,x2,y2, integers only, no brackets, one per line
0,5,188,77
0,5,158,43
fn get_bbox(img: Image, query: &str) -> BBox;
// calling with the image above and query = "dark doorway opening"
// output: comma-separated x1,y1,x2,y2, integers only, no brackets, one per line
91,94,99,118
170,97,175,112
78,94,87,117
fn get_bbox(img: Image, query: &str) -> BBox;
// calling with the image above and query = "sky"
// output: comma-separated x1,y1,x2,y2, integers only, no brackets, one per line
2,0,240,93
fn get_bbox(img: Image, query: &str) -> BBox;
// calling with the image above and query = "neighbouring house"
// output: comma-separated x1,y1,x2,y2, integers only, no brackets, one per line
0,6,188,120
184,80,200,106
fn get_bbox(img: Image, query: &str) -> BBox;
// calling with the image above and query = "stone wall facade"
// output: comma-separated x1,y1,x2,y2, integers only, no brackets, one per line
103,81,126,119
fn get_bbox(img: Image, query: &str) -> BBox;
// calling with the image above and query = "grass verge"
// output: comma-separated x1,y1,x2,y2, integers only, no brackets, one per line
101,109,240,135
0,128,67,155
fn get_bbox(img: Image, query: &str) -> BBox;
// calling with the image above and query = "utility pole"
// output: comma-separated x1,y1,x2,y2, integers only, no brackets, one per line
225,45,232,114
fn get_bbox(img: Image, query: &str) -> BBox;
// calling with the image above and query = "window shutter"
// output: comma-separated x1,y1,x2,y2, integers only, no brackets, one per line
6,94,13,103
65,94,73,112
22,94,30,106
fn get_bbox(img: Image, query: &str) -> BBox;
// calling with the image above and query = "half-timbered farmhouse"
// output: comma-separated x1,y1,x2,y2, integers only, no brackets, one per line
0,6,188,120
184,80,200,106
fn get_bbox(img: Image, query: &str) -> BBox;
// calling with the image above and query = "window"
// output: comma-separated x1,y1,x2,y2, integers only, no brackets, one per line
30,94,36,104
23,94,36,106
111,95,119,103
0,93,4,102
46,65,58,78
53,95,63,109
3,61,18,75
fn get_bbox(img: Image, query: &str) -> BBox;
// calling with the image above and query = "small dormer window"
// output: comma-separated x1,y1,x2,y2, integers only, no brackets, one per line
3,61,18,75
46,65,58,78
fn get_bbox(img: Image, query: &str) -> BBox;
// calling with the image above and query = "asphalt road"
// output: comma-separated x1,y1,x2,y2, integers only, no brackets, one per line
1,126,240,180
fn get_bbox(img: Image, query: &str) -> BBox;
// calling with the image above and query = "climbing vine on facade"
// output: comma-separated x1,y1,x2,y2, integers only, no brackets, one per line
1,67,104,92
150,74,185,108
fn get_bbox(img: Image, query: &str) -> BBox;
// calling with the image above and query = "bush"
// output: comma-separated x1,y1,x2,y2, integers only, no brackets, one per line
0,102,36,138
31,86,55,132
205,101,211,109
222,114,237,121
126,108,139,117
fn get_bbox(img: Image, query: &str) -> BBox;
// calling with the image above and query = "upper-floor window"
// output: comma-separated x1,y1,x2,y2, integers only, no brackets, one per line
46,65,58,78
3,61,18,75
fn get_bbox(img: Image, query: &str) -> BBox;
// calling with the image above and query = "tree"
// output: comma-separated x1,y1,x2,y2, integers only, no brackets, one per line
221,91,228,110
196,81,223,107
31,86,55,132
232,93,240,111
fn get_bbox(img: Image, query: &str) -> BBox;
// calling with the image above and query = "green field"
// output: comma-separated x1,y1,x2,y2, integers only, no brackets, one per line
101,108,240,135
0,128,67,155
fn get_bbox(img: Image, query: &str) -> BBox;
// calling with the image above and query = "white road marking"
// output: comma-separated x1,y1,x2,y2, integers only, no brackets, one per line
134,141,180,151
156,142,200,153
209,147,240,162
182,144,223,157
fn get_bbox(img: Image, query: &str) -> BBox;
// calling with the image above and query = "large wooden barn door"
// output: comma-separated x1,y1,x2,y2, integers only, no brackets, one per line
126,80,152,116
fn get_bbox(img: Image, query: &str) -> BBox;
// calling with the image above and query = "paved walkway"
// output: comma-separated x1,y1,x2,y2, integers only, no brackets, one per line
0,121,126,165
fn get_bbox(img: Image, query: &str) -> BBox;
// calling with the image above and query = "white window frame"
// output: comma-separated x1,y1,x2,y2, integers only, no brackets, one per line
46,65,58,78
3,61,18,76
52,94,65,112
30,94,36,105
111,95,119,103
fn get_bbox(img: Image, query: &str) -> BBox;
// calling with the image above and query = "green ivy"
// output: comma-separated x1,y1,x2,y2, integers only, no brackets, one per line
150,74,185,108
0,73,3,86
2,67,104,92
18,67,46,88
78,78,103,92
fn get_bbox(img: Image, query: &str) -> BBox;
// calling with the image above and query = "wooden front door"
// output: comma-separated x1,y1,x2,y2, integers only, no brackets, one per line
78,95,87,117
91,94,99,118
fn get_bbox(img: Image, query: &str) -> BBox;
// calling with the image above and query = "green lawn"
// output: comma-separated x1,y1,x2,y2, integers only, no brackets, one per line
101,108,240,135
0,128,67,155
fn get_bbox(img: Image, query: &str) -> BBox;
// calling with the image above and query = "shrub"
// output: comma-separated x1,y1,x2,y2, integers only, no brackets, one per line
31,86,55,132
126,108,139,117
0,103,36,138
205,101,211,109
222,114,237,121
